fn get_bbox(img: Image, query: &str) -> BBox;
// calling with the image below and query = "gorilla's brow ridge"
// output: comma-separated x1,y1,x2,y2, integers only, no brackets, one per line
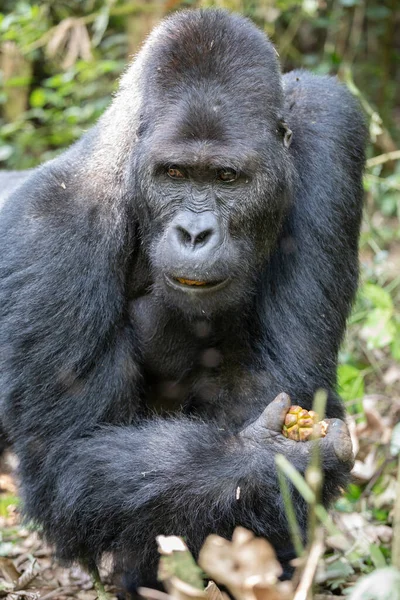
147,142,262,174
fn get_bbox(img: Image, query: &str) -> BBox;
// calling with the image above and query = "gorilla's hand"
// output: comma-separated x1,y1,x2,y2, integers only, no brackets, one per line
239,392,354,471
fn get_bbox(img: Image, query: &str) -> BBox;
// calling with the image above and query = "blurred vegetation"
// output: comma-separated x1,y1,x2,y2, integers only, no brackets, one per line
0,0,399,594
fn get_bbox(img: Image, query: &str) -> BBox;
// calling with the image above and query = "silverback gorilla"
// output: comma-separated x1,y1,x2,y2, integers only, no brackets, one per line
0,8,366,592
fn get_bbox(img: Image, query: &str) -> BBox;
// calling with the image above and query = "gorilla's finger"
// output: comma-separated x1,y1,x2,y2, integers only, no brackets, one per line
254,392,292,433
321,418,355,466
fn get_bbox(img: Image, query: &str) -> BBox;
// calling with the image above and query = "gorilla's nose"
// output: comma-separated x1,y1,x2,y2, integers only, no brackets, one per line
172,211,220,251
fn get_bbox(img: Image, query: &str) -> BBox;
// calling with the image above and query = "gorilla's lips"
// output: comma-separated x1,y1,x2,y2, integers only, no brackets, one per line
165,275,230,292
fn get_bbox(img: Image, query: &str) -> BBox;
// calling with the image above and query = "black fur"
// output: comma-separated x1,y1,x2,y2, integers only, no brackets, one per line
0,9,366,588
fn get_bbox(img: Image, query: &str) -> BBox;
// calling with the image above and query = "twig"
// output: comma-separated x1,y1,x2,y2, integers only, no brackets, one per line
138,587,172,600
293,529,325,600
366,150,400,168
15,560,39,591
364,173,400,191
315,596,346,600
91,566,111,600
344,1,366,65
39,587,74,600
277,466,305,557
14,552,37,570
275,455,348,544
341,66,397,151
278,9,304,57
392,456,400,569
306,391,327,545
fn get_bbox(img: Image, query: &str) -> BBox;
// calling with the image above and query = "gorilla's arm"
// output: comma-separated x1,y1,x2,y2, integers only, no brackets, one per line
14,395,349,574
259,72,366,414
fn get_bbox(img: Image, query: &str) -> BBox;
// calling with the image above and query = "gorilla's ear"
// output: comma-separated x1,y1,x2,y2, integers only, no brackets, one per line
278,119,293,148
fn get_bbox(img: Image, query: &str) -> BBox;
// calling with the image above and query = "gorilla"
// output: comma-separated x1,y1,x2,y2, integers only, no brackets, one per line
0,8,366,591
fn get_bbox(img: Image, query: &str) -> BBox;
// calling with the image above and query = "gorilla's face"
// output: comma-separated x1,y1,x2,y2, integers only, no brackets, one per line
129,18,294,316
134,122,293,316
123,8,294,316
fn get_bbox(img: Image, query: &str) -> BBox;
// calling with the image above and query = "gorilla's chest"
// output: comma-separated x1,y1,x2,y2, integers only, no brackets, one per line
130,296,198,375
129,295,224,413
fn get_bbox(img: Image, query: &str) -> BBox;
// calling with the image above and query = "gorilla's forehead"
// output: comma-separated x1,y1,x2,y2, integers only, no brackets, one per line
167,84,275,135
145,82,277,152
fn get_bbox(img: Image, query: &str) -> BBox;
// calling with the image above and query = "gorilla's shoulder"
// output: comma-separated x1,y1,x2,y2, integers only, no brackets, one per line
0,170,33,210
0,131,99,223
283,70,367,155
283,70,365,121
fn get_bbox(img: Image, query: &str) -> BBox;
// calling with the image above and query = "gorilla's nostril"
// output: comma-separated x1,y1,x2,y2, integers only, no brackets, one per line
176,226,192,245
195,229,213,245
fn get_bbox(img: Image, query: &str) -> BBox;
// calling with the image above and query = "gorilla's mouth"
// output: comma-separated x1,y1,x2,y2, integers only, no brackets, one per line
165,275,230,292
177,278,208,286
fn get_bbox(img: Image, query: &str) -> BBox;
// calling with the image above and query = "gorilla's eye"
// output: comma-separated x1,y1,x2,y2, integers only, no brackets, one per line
167,166,185,179
217,168,238,183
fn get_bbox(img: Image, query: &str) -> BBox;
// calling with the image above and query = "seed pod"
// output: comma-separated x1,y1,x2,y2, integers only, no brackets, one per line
282,405,328,441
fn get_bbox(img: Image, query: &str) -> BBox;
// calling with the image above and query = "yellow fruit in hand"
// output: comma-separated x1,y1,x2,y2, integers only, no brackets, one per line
282,405,328,441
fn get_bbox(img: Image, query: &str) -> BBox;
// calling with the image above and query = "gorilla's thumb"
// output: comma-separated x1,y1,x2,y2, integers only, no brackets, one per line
240,392,292,438
257,392,292,432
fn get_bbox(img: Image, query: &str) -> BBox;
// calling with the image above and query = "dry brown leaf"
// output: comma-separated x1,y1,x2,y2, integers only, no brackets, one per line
198,528,292,600
383,364,400,386
346,415,360,458
15,561,39,591
356,396,394,447
0,475,17,495
165,577,206,600
0,557,20,584
351,449,378,482
363,524,393,544
204,581,229,600
76,591,98,600
139,587,172,600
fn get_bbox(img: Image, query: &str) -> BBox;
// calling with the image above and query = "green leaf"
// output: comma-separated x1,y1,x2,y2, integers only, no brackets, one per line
361,309,396,349
338,364,364,401
0,494,19,517
369,544,387,569
390,327,400,361
4,75,31,87
325,558,354,589
30,88,46,108
363,284,393,310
